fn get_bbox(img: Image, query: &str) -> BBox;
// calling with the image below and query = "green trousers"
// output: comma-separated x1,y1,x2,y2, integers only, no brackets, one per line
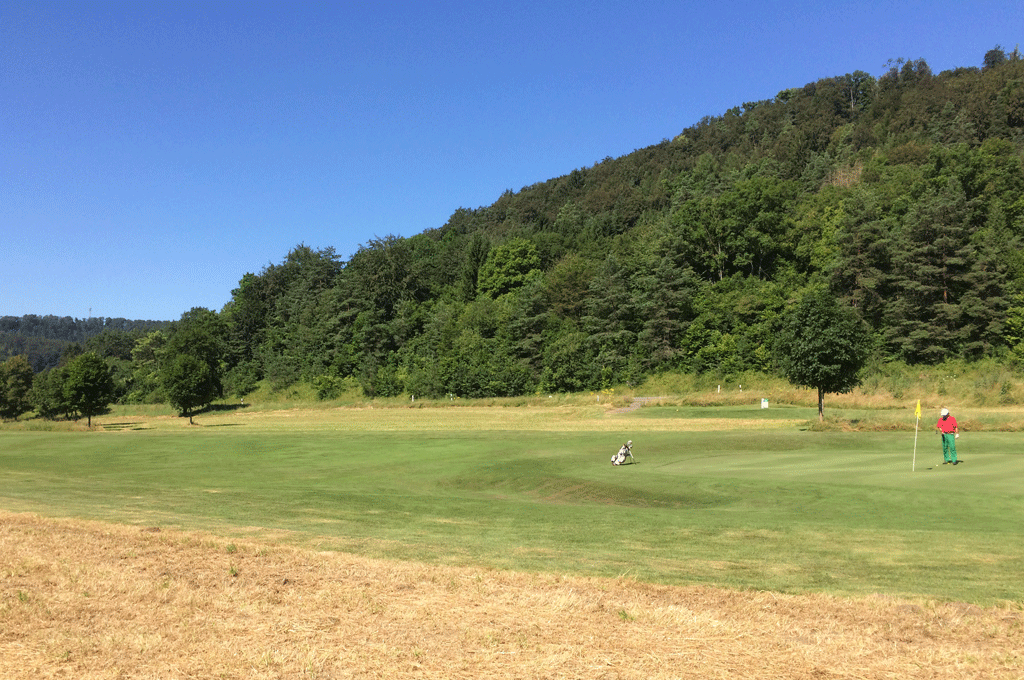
941,433,958,463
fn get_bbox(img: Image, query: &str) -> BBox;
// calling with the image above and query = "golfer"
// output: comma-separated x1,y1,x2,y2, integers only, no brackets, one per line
935,407,959,465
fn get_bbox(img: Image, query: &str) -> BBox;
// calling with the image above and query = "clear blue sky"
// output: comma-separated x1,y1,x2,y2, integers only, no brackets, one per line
2,1,1020,321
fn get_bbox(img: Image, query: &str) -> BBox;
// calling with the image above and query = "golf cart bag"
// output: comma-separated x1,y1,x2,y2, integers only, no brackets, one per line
611,441,634,465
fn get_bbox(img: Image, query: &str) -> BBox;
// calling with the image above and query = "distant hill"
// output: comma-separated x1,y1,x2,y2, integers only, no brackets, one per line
0,315,169,371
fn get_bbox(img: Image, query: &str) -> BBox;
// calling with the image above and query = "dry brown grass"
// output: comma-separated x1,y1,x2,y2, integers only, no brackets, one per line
2,511,1021,679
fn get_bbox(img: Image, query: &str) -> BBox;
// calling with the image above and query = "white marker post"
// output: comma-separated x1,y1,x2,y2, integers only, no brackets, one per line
912,399,921,471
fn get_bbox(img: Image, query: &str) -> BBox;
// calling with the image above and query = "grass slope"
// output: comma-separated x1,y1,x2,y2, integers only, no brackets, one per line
1,404,1022,604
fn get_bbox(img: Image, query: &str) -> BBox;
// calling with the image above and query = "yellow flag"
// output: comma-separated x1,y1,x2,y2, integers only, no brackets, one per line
915,399,921,420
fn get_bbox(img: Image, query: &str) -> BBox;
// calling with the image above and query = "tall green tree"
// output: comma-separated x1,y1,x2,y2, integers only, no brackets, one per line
540,329,594,393
983,46,1007,71
223,271,269,372
777,289,871,421
634,255,697,371
346,235,415,320
670,176,798,282
162,354,217,424
0,354,34,420
163,308,226,399
63,352,115,427
582,255,641,388
127,330,167,403
831,190,898,329
29,366,70,419
477,238,542,298
885,177,980,361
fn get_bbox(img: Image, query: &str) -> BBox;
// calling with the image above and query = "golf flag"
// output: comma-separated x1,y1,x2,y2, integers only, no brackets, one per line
915,399,921,420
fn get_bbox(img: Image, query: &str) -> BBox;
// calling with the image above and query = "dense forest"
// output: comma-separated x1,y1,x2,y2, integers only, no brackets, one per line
0,316,169,372
5,47,1024,413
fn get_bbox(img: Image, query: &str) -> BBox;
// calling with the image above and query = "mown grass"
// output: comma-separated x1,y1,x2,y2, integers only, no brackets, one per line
2,402,1022,605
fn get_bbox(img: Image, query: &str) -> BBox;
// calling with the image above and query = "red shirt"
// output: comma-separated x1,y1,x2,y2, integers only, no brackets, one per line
936,415,958,433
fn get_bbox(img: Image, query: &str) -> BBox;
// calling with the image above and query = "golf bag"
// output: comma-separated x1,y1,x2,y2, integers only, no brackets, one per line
611,441,634,465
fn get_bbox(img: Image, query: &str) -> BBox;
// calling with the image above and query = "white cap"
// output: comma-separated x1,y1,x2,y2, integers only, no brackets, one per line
940,408,949,416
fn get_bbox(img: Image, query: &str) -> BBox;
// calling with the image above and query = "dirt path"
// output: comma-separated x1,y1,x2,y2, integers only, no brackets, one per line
2,512,1020,679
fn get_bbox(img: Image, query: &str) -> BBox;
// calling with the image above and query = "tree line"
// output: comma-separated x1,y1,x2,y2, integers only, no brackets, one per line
1,316,168,372
3,47,1023,422
1,309,222,424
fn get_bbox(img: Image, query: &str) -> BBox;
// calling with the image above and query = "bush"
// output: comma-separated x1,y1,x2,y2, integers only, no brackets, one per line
312,374,361,400
223,361,260,398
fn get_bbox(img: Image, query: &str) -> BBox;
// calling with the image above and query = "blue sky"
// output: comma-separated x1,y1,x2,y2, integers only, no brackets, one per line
2,1,1021,321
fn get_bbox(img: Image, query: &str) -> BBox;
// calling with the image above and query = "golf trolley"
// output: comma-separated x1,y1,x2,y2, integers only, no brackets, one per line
611,440,634,465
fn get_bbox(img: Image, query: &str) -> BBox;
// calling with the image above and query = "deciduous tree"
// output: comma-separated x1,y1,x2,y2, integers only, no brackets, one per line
162,354,217,425
163,308,226,399
477,238,542,298
63,352,115,427
0,354,34,420
777,289,871,421
30,366,70,419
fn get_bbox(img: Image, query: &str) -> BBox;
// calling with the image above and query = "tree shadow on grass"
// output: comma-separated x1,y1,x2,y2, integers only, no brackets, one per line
197,402,250,415
101,421,152,431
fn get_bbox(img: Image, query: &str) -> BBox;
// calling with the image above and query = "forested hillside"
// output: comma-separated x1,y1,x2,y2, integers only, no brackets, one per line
9,48,1024,406
0,316,169,372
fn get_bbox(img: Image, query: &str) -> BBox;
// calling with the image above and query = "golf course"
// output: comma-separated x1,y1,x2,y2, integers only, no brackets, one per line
2,398,1022,678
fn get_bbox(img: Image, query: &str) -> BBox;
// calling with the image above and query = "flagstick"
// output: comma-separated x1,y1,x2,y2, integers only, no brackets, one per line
913,416,919,471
